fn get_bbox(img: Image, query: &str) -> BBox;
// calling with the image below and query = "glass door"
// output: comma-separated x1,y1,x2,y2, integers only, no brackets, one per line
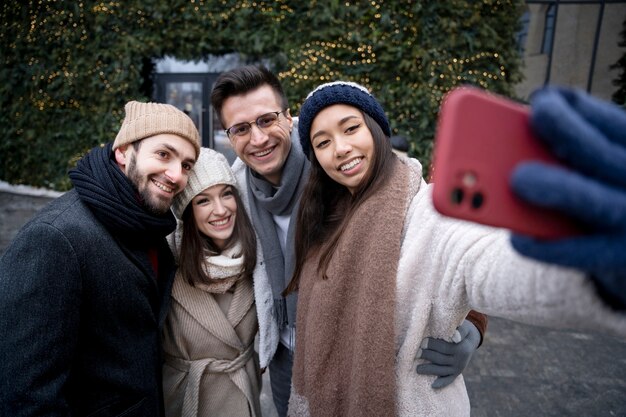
153,73,237,164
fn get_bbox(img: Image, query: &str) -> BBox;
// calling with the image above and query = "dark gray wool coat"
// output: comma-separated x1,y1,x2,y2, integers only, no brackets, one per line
0,189,176,417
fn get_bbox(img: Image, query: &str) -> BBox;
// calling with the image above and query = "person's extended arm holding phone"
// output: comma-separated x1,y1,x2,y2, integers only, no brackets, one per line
432,85,626,310
512,87,626,309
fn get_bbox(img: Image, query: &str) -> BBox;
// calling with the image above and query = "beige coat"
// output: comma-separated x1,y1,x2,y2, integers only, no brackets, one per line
162,272,261,417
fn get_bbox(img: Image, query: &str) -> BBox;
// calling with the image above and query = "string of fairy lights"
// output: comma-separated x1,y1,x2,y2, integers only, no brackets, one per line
281,42,505,85
279,37,508,129
6,0,516,117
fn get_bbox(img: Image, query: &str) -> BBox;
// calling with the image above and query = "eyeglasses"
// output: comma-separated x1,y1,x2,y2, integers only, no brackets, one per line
225,110,287,139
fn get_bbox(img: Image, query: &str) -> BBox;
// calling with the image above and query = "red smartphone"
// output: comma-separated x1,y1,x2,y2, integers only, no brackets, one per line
431,86,582,239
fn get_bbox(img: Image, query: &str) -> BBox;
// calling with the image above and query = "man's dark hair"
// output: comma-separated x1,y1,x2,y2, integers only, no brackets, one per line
210,65,289,128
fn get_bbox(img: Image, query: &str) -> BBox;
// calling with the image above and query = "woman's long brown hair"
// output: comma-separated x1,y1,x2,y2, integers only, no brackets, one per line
285,112,396,294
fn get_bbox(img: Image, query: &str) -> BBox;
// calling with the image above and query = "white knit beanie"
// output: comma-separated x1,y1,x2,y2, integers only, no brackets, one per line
113,101,201,157
171,147,237,219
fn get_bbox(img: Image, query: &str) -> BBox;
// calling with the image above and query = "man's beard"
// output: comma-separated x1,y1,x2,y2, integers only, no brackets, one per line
127,153,173,216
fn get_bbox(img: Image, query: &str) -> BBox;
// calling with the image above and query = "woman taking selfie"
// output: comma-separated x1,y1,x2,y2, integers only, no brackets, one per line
163,148,261,417
286,81,626,417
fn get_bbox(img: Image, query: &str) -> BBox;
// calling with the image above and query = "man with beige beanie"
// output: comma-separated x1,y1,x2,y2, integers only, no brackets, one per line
0,100,200,417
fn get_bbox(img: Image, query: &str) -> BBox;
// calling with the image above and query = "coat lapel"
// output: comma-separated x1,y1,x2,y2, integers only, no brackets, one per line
227,276,254,329
171,275,241,348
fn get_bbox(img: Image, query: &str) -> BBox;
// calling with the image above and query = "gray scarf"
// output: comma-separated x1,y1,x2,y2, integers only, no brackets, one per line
246,138,309,334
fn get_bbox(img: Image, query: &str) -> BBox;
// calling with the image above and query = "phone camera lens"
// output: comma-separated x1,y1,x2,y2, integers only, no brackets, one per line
471,192,484,209
451,188,464,205
462,172,477,187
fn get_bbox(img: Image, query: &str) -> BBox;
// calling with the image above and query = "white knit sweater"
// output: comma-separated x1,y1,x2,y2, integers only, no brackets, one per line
393,159,626,416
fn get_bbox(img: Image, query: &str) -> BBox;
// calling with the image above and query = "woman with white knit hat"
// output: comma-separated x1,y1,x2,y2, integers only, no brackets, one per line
162,147,261,417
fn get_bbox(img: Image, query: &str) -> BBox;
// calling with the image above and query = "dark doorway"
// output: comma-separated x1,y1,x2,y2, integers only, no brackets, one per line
153,73,236,164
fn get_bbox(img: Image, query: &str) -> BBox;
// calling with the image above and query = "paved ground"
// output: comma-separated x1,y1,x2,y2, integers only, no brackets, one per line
1,184,625,417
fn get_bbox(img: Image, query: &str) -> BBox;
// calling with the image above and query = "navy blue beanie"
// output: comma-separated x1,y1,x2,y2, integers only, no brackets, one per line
298,81,391,157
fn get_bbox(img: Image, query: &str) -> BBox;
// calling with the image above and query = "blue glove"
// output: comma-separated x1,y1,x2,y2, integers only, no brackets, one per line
510,87,626,309
415,320,481,389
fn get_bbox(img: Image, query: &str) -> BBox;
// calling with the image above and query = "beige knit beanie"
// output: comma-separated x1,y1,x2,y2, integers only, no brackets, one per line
113,101,201,157
172,147,237,219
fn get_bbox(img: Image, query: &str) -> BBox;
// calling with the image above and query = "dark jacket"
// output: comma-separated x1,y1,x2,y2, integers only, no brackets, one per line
0,189,176,417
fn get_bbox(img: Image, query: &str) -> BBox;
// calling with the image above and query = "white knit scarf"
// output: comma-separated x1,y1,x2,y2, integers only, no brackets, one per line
195,242,245,294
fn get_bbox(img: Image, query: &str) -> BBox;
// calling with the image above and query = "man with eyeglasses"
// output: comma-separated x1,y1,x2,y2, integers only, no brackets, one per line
210,65,486,417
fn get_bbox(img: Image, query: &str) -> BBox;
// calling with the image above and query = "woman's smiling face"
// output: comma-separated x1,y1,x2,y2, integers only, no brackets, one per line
310,104,374,194
191,183,237,250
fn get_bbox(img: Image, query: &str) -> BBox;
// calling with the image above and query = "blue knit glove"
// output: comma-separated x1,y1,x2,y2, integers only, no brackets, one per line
510,87,626,309
415,320,481,388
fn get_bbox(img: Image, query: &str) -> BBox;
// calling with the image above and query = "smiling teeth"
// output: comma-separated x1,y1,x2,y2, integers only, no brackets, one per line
153,180,173,193
211,218,229,226
340,158,361,171
254,148,272,157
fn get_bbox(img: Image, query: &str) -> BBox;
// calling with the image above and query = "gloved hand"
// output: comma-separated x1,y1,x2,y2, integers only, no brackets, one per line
415,319,481,389
510,86,626,309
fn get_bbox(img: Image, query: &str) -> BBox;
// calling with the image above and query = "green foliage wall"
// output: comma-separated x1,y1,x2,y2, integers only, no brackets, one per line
0,0,524,190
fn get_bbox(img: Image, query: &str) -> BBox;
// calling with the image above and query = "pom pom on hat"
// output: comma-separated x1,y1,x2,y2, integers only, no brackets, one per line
298,81,391,156
113,101,201,157
172,148,237,219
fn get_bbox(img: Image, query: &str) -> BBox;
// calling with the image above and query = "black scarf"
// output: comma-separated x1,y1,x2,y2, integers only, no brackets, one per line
69,143,177,245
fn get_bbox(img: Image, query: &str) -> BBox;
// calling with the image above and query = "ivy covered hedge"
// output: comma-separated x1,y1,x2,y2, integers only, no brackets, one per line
0,0,524,190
